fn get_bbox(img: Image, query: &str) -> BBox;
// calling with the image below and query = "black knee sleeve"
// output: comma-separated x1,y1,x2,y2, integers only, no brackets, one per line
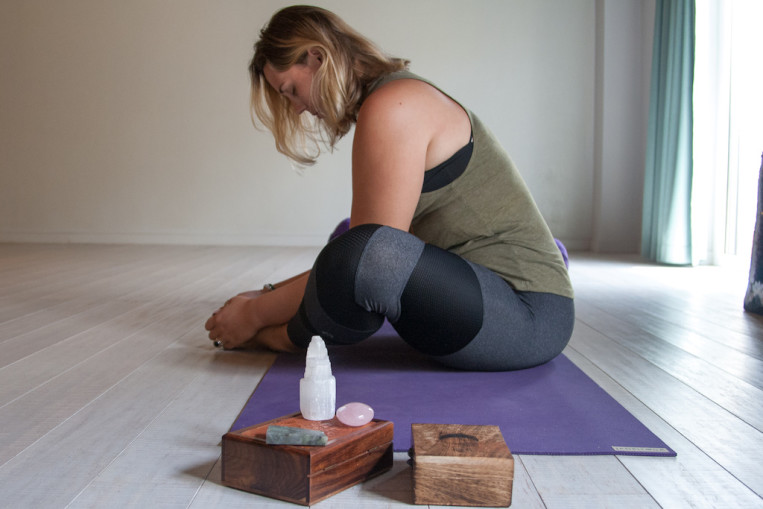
288,224,485,356
287,224,385,347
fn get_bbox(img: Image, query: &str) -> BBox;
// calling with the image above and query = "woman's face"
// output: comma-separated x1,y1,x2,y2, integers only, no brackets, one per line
263,49,322,117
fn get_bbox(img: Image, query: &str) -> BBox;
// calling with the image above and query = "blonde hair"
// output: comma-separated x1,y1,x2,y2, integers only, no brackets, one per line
249,5,409,165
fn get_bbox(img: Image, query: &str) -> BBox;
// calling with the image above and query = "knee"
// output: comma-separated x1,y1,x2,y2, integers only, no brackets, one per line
288,224,386,347
309,224,386,329
313,224,383,299
314,224,425,321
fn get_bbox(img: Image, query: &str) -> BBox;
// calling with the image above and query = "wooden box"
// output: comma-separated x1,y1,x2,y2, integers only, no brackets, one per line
221,413,393,506
410,423,514,507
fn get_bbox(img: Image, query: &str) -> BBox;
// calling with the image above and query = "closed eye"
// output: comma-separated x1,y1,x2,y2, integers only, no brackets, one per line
278,82,295,94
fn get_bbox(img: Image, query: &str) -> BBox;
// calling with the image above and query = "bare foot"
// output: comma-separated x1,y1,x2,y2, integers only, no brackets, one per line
253,324,304,353
204,295,263,349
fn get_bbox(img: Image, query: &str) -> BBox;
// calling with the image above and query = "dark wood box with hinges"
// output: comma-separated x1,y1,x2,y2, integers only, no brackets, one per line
221,412,394,506
410,423,514,507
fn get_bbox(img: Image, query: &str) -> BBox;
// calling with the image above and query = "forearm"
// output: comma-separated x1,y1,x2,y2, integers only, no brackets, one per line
256,270,309,328
245,272,309,352
266,270,310,291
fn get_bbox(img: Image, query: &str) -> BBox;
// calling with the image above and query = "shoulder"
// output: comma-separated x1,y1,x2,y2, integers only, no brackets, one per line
355,75,471,174
353,78,439,163
357,78,442,130
355,78,443,147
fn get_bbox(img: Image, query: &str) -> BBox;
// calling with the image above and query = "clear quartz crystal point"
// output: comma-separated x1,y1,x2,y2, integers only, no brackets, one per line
299,336,336,421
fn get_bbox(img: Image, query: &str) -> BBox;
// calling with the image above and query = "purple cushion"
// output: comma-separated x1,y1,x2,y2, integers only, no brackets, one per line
328,218,351,242
555,238,569,268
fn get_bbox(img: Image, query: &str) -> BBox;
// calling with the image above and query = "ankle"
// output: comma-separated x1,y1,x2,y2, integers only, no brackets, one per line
260,324,304,353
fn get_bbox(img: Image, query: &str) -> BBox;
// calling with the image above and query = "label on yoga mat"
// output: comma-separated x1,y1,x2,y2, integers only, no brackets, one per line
612,446,671,453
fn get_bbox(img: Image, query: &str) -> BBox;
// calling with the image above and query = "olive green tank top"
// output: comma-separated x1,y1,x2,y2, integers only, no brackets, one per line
367,71,573,299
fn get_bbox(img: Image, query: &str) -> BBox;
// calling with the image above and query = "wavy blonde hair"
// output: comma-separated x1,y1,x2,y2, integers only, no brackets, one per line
249,5,409,165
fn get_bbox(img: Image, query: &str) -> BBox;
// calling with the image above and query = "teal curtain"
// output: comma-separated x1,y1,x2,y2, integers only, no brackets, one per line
641,0,695,265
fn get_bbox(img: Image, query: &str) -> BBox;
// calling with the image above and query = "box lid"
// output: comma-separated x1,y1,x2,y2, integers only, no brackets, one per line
411,423,512,464
225,413,393,473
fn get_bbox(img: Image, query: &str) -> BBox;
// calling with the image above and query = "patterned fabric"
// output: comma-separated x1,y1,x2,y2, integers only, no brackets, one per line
744,154,763,314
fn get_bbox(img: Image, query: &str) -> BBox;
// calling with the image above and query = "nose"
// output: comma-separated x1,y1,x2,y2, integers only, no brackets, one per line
288,96,306,115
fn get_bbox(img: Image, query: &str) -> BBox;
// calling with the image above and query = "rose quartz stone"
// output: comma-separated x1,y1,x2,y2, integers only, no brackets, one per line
336,402,374,426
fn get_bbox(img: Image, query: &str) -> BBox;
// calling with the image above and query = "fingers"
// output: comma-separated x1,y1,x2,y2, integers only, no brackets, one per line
205,296,244,350
205,310,224,348
205,301,226,331
208,328,225,349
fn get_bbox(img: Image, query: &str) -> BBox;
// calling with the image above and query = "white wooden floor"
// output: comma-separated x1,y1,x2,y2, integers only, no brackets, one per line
0,243,761,508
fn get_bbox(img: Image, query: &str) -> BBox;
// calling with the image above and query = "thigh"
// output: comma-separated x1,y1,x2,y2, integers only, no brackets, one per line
289,224,574,370
391,242,484,355
435,262,575,371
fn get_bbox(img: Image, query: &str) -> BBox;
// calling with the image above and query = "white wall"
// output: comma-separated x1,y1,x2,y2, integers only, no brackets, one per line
0,0,652,251
592,0,655,253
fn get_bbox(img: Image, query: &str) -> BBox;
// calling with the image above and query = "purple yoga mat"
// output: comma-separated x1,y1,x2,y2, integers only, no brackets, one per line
231,323,675,457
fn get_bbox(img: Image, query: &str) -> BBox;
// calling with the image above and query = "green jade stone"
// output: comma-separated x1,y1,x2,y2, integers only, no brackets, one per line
265,425,328,446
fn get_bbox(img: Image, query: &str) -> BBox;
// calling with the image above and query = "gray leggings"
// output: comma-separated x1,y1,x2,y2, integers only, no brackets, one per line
287,224,574,371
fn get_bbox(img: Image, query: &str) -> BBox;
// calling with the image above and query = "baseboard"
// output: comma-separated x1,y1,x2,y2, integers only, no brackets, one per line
0,231,328,247
0,232,596,252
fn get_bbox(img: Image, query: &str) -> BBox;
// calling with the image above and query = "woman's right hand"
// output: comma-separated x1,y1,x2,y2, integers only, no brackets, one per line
205,295,264,350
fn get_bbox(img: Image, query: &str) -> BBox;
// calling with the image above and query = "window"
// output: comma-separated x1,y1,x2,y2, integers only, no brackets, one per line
693,0,762,266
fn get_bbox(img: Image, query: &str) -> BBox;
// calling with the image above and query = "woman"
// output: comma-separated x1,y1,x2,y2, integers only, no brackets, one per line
205,5,574,371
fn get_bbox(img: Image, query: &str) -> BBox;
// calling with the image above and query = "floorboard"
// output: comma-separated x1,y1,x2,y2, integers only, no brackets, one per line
564,348,762,508
0,245,760,508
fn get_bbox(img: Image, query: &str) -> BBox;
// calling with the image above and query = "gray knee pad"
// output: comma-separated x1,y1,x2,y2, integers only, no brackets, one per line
354,226,425,322
288,224,424,347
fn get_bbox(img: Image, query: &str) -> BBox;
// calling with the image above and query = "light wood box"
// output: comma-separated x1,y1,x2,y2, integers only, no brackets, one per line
221,413,393,506
410,423,514,507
